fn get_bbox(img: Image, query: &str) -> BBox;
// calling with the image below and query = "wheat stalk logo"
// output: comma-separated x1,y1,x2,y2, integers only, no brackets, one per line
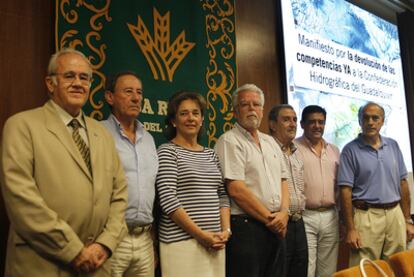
127,8,195,82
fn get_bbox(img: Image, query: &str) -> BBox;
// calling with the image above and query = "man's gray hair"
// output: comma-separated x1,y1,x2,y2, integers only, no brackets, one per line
268,104,294,121
358,101,385,124
232,83,265,112
47,48,92,76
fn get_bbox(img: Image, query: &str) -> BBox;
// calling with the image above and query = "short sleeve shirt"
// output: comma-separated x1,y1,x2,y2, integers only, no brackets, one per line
337,134,407,204
215,123,288,215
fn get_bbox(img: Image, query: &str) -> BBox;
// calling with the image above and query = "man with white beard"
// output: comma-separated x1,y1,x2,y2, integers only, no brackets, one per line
215,84,289,277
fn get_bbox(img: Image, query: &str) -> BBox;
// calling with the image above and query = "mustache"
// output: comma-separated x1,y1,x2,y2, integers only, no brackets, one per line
246,111,258,118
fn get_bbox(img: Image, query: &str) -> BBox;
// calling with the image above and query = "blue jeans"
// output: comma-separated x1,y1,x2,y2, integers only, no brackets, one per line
226,215,286,277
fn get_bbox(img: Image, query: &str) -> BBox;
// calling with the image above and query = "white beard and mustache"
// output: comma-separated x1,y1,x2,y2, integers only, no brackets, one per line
240,111,261,130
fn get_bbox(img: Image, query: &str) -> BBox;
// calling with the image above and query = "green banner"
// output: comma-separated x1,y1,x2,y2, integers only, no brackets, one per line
55,0,237,147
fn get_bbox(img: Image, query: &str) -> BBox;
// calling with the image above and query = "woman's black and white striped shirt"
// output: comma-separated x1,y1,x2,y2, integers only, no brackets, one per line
156,142,230,243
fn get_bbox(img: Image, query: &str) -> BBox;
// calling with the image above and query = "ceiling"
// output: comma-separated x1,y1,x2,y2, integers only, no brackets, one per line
348,0,414,23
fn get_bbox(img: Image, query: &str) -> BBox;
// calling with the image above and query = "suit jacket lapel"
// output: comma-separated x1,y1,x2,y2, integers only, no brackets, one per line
44,101,93,181
85,117,102,196
85,117,99,179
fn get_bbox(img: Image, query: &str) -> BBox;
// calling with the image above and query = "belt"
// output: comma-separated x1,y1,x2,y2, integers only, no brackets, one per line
289,211,302,222
307,206,334,212
353,200,399,210
127,223,152,235
231,214,252,223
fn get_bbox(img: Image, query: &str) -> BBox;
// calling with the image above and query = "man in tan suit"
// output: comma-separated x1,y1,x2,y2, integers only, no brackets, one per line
1,48,128,276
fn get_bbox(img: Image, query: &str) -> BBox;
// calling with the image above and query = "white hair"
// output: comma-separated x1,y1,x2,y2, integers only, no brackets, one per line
232,83,265,112
47,48,92,76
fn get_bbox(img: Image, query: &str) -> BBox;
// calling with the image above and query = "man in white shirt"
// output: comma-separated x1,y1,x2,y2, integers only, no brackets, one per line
215,83,289,277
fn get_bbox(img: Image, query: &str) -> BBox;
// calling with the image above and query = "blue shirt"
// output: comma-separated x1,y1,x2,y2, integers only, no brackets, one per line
337,134,407,204
101,114,158,225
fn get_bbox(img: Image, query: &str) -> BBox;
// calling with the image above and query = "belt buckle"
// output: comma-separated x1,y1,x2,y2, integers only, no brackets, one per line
127,224,137,234
353,201,369,210
128,224,151,235
290,212,302,222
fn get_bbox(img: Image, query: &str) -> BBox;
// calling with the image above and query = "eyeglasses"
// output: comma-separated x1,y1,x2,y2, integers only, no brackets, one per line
51,71,93,86
238,101,263,109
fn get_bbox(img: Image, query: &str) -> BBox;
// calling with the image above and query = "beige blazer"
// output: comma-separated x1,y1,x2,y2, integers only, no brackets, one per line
1,100,128,276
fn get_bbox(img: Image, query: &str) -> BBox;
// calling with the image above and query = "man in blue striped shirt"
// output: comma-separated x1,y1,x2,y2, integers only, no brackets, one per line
102,71,158,277
269,104,308,277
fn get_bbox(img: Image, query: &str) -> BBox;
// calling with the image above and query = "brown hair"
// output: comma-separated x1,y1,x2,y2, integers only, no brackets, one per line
164,91,207,141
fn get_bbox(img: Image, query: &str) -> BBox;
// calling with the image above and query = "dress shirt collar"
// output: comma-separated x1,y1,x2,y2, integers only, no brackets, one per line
234,122,263,141
51,100,86,129
273,137,297,154
108,113,144,143
301,135,328,150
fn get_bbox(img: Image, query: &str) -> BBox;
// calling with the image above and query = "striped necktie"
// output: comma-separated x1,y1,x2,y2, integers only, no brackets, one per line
68,119,92,174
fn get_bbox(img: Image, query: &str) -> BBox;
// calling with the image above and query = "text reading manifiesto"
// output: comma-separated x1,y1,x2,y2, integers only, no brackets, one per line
297,33,382,72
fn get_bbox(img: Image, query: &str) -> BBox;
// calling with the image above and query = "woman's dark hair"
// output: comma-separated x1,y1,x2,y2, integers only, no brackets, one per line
163,91,207,141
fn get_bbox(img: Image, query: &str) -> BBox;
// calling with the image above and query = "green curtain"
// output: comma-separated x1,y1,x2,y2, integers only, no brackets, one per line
55,0,237,147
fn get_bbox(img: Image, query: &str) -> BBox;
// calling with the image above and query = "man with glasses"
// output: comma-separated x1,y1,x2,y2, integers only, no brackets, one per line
295,105,340,277
101,72,158,277
338,102,414,265
215,84,289,277
1,48,128,276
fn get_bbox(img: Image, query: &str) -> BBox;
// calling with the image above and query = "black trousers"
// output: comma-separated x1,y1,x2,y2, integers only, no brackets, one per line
226,215,286,277
285,218,308,277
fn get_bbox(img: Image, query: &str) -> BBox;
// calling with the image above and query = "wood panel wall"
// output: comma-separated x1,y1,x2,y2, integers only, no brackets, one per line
0,1,53,128
235,0,284,133
0,0,54,272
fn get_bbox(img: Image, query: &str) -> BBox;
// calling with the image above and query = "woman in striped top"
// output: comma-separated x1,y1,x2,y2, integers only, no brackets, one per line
156,91,230,277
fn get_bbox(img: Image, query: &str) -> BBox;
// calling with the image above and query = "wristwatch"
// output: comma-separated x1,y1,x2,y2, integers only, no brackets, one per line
406,218,414,225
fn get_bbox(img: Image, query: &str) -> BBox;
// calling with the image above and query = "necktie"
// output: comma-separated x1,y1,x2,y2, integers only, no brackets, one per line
69,119,92,174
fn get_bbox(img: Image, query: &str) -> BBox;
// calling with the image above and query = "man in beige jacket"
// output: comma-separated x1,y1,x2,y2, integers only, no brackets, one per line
1,48,128,276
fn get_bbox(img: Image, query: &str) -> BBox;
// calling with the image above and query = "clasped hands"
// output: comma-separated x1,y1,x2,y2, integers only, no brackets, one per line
266,211,289,238
196,230,231,251
71,243,109,273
